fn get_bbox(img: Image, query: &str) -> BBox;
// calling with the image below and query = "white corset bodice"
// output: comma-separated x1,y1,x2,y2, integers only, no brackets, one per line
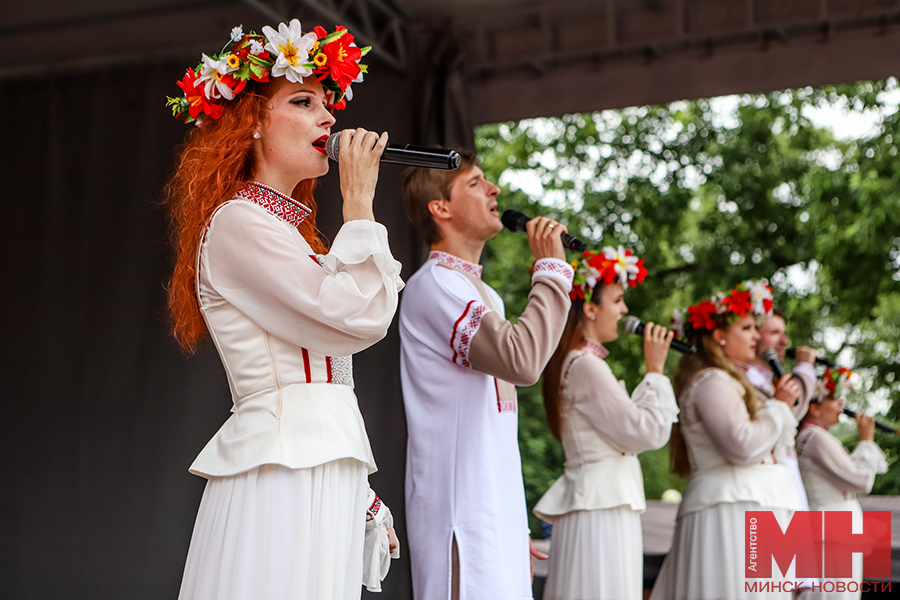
187,187,403,478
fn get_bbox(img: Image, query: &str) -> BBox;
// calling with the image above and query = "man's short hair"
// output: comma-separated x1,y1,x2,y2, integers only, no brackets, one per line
772,307,787,321
401,147,478,246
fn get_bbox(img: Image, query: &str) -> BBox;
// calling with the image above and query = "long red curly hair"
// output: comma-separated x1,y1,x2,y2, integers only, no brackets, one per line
164,81,329,353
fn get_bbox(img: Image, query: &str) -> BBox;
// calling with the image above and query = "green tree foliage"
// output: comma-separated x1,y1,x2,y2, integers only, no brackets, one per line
475,81,900,535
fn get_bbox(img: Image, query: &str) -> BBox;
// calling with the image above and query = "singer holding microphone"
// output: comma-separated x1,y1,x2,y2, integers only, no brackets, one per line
399,150,573,600
533,248,679,600
651,280,802,600
797,368,888,599
164,20,401,600
746,308,819,511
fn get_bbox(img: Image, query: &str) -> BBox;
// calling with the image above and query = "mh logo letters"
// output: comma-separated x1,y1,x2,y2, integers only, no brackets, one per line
745,511,891,579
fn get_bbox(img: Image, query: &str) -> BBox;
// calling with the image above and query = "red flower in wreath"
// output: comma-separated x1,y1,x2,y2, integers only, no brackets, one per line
634,258,648,284
314,27,362,91
723,289,752,317
687,300,718,331
176,69,223,121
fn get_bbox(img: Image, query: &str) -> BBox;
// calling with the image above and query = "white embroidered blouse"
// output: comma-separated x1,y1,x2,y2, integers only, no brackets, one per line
533,339,679,521
189,182,404,478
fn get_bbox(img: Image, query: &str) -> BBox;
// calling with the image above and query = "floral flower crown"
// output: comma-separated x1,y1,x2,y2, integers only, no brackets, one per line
670,279,774,337
815,367,854,400
166,20,370,124
570,247,647,303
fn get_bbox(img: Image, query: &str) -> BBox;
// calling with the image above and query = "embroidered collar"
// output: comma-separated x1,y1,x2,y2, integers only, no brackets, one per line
429,250,483,279
731,359,751,374
582,338,609,360
802,418,829,431
236,182,311,227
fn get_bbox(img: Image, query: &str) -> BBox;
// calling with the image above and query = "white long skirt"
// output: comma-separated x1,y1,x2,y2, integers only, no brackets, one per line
649,502,793,600
543,505,643,600
178,458,367,600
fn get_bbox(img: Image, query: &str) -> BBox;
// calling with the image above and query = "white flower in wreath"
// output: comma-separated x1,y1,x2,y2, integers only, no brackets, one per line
671,308,686,338
604,245,640,287
262,19,317,83
196,54,238,100
745,279,774,315
583,266,601,289
230,26,244,42
248,39,265,56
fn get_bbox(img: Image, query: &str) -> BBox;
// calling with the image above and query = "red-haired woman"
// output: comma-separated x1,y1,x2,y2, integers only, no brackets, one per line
797,369,887,599
534,248,679,600
650,281,802,599
164,20,401,600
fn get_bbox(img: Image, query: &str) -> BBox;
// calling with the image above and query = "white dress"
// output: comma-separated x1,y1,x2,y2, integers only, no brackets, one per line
533,339,679,600
796,423,888,599
650,369,802,600
177,183,403,600
400,251,572,600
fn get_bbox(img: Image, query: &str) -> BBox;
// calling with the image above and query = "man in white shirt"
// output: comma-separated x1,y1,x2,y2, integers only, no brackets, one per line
747,308,819,510
399,149,573,600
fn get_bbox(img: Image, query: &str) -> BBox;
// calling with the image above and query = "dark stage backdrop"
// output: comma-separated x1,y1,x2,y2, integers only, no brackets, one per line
0,60,419,599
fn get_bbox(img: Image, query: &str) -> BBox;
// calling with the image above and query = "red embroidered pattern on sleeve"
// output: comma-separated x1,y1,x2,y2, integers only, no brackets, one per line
366,493,382,522
532,258,575,284
450,300,491,368
236,182,311,227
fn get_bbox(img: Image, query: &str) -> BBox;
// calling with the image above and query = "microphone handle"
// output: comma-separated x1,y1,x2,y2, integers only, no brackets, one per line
842,408,899,434
561,232,586,252
767,357,786,379
501,210,586,252
380,144,461,170
631,321,696,355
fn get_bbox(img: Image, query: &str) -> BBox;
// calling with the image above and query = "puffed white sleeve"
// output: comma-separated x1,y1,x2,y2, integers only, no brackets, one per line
362,488,400,592
805,432,888,494
202,202,403,356
567,355,679,454
693,373,790,465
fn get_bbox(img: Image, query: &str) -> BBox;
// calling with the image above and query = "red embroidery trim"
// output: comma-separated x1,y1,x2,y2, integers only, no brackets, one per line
301,348,312,383
450,300,475,365
532,258,574,283
495,378,501,412
236,182,311,227
326,356,333,384
582,338,609,360
453,303,489,368
430,250,483,279
366,493,382,521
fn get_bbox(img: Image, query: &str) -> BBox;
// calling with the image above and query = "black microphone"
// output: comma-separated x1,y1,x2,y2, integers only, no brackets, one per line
842,408,899,434
622,316,697,355
324,132,461,170
785,348,837,369
501,210,587,252
763,349,786,379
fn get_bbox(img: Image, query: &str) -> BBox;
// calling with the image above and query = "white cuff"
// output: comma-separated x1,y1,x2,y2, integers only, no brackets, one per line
853,440,889,474
793,361,816,380
532,258,574,291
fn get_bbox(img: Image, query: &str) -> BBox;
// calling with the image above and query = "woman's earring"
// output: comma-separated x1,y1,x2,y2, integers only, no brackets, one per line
253,132,260,139
590,316,596,321
720,340,726,346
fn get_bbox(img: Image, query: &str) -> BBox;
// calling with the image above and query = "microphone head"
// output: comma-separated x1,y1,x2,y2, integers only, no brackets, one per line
785,348,796,360
325,132,341,162
622,316,643,335
501,210,529,233
763,349,779,364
